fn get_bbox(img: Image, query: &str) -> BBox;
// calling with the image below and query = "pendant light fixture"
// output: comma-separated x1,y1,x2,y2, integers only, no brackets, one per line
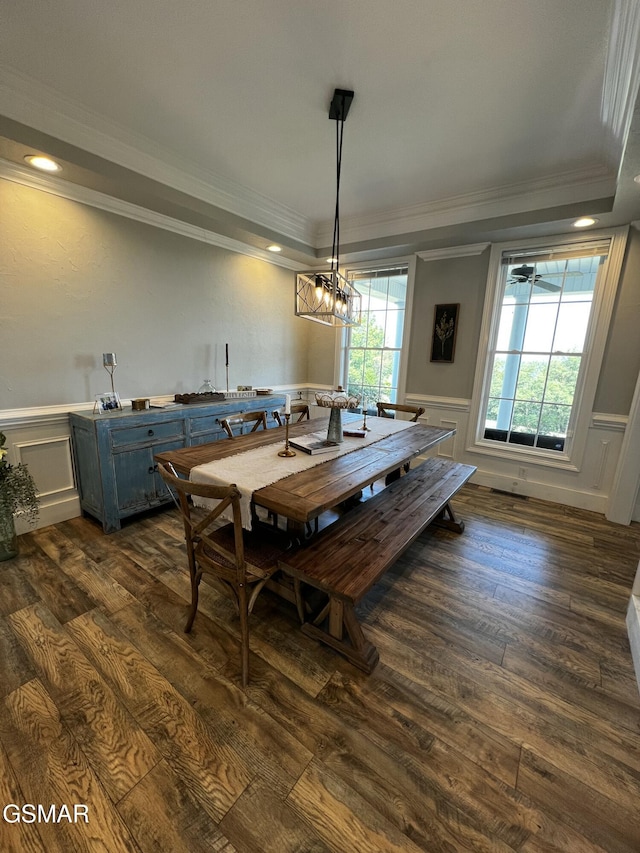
295,89,361,327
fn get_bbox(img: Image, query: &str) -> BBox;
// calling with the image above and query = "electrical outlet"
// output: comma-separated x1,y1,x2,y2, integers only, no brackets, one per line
518,467,527,479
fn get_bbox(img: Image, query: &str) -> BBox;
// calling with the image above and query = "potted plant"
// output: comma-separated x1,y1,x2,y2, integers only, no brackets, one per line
0,431,39,561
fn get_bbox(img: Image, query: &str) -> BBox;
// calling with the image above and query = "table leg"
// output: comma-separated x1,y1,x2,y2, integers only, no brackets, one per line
300,592,380,673
431,501,465,533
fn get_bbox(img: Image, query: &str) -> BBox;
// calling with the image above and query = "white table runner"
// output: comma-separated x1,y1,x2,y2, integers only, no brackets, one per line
190,416,415,528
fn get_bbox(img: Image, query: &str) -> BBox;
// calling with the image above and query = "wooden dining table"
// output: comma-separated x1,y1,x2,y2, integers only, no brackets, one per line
155,414,455,534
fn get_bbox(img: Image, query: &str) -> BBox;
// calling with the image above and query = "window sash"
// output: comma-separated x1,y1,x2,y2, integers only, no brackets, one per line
343,265,408,406
467,229,627,469
483,251,604,452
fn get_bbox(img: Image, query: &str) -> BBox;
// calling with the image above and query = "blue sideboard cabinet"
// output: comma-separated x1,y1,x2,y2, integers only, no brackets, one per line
70,395,285,533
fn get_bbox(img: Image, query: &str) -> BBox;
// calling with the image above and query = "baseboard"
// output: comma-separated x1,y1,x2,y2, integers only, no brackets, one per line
469,470,608,513
414,456,609,514
15,496,81,534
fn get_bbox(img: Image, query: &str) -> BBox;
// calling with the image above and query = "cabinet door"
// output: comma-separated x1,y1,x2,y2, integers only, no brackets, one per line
113,440,183,512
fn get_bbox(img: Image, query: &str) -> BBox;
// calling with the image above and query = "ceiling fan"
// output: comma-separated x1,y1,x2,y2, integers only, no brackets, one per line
507,264,561,293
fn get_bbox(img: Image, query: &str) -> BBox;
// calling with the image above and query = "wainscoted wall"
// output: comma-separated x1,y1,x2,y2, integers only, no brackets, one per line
405,394,631,519
1,405,87,533
1,388,315,533
5,389,630,535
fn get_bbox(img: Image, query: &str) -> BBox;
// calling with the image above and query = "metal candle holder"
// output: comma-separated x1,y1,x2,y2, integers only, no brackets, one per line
102,352,122,409
278,413,297,457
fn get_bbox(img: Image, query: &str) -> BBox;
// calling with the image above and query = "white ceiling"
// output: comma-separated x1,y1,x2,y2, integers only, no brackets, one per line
1,0,640,262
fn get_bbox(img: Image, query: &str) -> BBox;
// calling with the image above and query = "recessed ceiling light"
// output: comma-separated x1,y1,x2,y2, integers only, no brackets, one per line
326,257,338,264
267,244,282,252
573,217,598,228
634,174,640,184
24,155,61,173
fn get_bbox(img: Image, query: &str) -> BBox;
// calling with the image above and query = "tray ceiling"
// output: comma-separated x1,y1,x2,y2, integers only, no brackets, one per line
1,0,640,263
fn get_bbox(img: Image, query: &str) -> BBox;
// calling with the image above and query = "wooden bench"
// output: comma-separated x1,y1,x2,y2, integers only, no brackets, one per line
278,456,476,672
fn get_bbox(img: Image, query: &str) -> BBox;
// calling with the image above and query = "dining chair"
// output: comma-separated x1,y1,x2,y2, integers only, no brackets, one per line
158,462,289,687
272,402,310,426
376,401,426,484
376,402,425,422
272,399,318,536
220,409,268,439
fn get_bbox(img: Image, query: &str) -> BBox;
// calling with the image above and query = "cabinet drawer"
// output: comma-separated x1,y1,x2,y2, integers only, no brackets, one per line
111,420,184,448
189,415,222,436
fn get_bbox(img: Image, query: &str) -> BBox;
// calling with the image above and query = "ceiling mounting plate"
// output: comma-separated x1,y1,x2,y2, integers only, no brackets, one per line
329,89,354,122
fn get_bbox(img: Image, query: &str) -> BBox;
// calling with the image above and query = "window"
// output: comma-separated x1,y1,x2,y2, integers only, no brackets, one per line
343,266,408,408
470,230,627,465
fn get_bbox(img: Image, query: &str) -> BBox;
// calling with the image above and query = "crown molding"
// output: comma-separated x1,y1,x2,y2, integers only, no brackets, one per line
0,158,307,271
416,243,490,262
601,0,640,174
315,164,616,247
0,65,314,246
1,0,637,256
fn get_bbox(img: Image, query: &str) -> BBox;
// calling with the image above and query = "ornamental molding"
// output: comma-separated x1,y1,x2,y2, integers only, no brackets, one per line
417,243,490,262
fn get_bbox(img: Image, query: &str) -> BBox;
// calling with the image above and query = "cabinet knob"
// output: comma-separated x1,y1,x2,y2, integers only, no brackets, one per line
147,429,155,436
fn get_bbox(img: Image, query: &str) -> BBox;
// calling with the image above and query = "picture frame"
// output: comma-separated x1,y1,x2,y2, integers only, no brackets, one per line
94,391,121,413
430,303,459,363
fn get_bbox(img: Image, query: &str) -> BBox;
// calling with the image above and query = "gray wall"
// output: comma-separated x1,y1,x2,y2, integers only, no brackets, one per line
595,227,640,414
3,176,639,418
406,252,490,399
1,180,308,408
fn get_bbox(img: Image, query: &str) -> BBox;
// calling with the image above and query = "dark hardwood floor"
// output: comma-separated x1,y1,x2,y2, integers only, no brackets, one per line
1,484,639,852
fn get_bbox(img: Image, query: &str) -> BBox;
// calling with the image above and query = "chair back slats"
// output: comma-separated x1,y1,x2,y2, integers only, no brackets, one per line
273,402,310,426
376,402,425,422
220,410,268,439
159,464,242,573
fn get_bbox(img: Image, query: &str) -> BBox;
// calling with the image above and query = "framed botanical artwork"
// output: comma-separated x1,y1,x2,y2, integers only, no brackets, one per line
94,391,121,413
430,303,459,363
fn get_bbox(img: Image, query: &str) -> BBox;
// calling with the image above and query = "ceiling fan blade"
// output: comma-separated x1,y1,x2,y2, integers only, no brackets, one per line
533,278,561,292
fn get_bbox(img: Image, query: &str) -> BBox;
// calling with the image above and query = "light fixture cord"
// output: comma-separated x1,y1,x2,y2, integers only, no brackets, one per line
331,94,345,274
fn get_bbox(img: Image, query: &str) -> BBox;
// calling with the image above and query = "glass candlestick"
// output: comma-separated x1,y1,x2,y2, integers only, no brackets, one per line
278,413,297,457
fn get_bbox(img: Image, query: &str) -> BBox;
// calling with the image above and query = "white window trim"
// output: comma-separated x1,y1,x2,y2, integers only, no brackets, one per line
336,255,416,403
466,227,628,471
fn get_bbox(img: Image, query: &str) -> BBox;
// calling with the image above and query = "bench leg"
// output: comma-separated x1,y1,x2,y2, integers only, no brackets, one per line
431,501,465,533
300,594,380,674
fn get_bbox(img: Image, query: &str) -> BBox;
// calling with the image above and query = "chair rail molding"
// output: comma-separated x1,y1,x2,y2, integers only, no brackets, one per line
0,402,94,430
405,394,471,412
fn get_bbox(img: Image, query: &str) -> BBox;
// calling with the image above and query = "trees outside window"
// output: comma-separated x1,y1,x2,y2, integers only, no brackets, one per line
344,267,408,411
